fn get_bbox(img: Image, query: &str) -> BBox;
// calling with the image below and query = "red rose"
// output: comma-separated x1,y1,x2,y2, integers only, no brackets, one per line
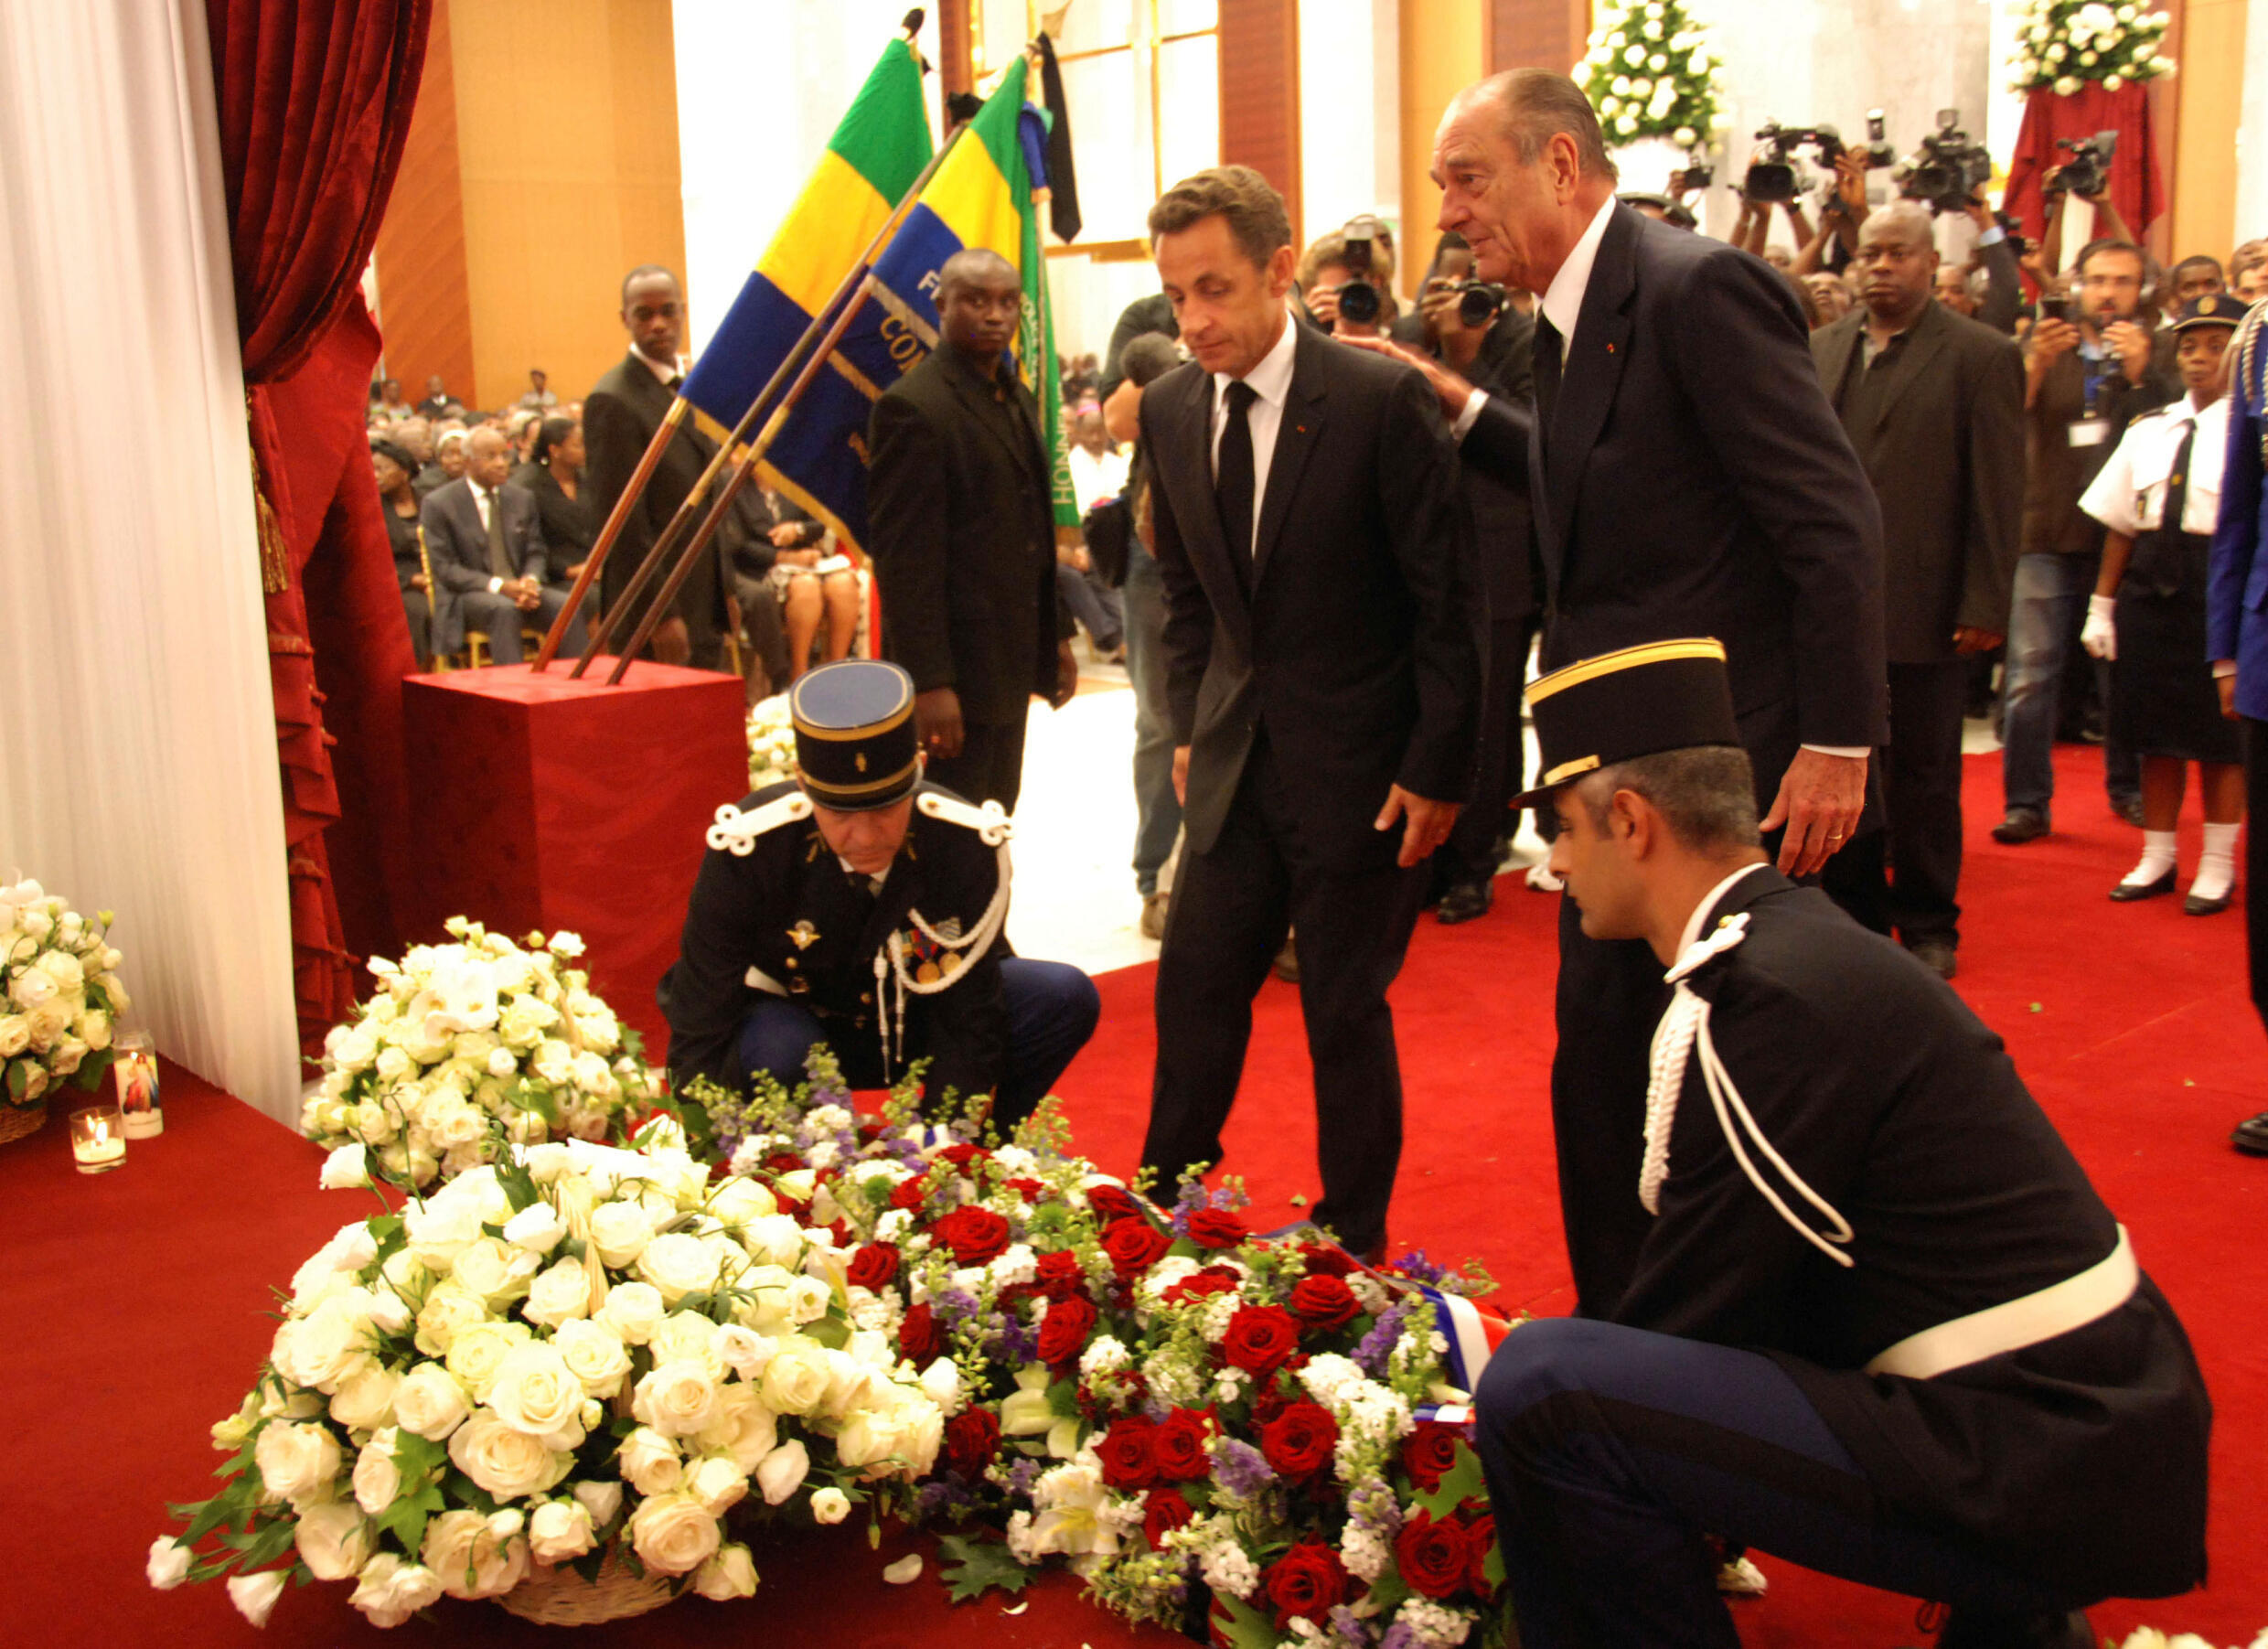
1162,1265,1242,1304
1249,1383,1289,1428
944,1407,1000,1477
936,1143,990,1170
931,1206,1012,1266
1261,1537,1350,1630
1153,1408,1214,1481
898,1302,942,1364
1100,1216,1171,1277
1288,1274,1360,1332
1395,1508,1474,1601
888,1175,931,1212
1035,1295,1098,1365
1258,1400,1340,1479
1144,1486,1195,1549
1400,1419,1467,1494
1298,1242,1357,1279
1095,1415,1160,1490
858,1121,887,1143
763,1151,803,1174
1032,1250,1085,1302
1002,1176,1045,1202
1461,1511,1496,1598
1186,1208,1249,1248
845,1243,901,1290
1221,1304,1301,1377
1087,1183,1144,1222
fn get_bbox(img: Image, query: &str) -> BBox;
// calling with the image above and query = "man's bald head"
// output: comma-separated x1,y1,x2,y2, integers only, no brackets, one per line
938,248,1018,301
936,249,1022,365
1855,203,1939,327
465,426,513,488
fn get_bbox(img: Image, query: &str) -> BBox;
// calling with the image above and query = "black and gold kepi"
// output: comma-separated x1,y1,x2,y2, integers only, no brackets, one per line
1509,638,1740,809
2170,293,2247,335
788,659,919,811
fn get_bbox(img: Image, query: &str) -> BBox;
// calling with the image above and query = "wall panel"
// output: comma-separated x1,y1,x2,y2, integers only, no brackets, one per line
1397,0,1484,297
369,0,475,404
2169,0,2249,263
1219,0,1302,245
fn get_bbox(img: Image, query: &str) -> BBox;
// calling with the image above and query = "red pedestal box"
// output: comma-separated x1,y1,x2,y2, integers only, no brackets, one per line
399,659,747,1059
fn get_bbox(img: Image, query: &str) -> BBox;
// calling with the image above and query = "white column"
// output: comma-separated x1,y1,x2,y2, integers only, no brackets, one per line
2239,0,2268,246
1300,0,1399,252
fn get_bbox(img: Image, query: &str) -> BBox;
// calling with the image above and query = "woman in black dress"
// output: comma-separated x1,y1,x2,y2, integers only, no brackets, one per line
370,437,433,669
519,415,594,594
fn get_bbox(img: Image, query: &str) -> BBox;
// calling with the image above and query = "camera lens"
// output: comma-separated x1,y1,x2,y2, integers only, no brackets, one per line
1337,280,1381,326
1745,162,1795,203
1457,284,1503,328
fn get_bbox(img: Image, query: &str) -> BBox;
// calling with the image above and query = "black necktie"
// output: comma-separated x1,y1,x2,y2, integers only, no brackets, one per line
2135,421,2197,597
2162,422,2195,541
482,487,513,579
1533,316,1564,436
1215,380,1257,570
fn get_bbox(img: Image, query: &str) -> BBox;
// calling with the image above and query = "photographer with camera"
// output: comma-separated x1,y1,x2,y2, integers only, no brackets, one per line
1297,218,1397,338
1992,235,2179,846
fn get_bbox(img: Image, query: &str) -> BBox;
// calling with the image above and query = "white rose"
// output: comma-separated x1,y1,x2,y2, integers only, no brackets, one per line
353,1428,406,1514
272,1297,373,1392
754,1438,810,1504
444,1319,531,1401
328,1365,401,1434
687,1453,751,1516
501,1199,569,1255
810,1486,851,1524
421,1508,530,1600
145,1537,192,1590
648,1311,723,1373
528,1497,596,1565
572,1478,623,1527
252,1419,342,1507
390,1361,473,1440
317,1144,370,1191
374,1044,414,1084
295,1497,374,1580
732,1264,797,1334
549,1318,633,1399
627,1491,722,1576
448,1408,571,1500
75,1008,111,1051
2055,75,2081,94
633,1360,724,1438
618,1426,684,1495
2103,72,2124,90
759,1336,831,1417
35,949,81,990
0,1015,27,1057
227,1569,289,1628
715,1324,776,1383
717,1394,780,1472
348,1553,445,1629
919,1357,964,1416
8,967,55,1009
524,1141,574,1182
595,1280,666,1344
588,1201,654,1268
521,1257,593,1329
693,1541,759,1601
786,1273,832,1327
487,1340,587,1444
403,1195,483,1272
637,1232,722,1304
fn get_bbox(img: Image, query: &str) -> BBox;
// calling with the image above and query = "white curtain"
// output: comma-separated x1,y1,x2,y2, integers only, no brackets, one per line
0,0,301,1123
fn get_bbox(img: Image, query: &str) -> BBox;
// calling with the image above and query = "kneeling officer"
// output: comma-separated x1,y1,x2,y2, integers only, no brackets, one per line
662,659,1098,1127
1474,639,2209,1649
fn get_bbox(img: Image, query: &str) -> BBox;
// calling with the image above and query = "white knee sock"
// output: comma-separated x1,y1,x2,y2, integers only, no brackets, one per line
2123,831,2178,887
2191,822,2241,903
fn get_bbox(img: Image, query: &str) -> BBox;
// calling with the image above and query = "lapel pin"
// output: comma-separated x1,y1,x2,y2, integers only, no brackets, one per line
1606,342,1617,354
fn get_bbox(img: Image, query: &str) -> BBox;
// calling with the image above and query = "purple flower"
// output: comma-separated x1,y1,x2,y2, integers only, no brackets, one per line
1347,1479,1402,1541
934,1288,981,1323
1208,1182,1250,1213
1390,1249,1448,1285
1354,1301,1412,1377
1210,1437,1277,1498
1378,1626,1421,1649
1004,1458,1042,1495
915,1478,976,1520
1329,1605,1378,1647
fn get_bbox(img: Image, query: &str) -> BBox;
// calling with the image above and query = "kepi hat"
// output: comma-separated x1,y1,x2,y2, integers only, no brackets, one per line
788,659,920,810
2170,293,2248,335
1510,638,1741,809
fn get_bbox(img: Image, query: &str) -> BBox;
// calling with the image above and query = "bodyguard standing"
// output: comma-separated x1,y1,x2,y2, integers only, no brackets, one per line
1136,166,1483,1261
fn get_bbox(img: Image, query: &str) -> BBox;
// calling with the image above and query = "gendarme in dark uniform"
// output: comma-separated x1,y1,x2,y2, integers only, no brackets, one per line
660,661,1097,1123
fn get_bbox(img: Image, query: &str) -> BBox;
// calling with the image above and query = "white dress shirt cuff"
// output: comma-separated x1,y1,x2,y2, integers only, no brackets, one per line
488,576,504,594
1451,387,1489,441
1801,744,1869,760
1975,225,2006,249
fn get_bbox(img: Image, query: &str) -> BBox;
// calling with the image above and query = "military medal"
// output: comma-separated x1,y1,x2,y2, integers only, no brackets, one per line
787,921,819,950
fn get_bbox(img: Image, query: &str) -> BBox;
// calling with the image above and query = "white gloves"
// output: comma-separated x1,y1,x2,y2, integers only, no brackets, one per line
2081,594,2117,661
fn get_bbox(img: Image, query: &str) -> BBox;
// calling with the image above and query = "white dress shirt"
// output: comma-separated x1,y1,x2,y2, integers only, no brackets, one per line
635,347,684,387
1209,310,1300,547
1067,444,1131,511
2080,392,2230,539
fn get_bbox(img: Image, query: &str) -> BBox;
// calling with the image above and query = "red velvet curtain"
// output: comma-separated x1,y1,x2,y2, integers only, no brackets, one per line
206,0,431,1059
2002,80,2166,252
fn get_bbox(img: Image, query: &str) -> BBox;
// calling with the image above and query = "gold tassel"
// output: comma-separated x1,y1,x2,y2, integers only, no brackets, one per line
248,431,290,595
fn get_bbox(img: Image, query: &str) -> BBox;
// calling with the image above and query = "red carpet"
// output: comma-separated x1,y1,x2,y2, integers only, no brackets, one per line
1052,746,2268,1644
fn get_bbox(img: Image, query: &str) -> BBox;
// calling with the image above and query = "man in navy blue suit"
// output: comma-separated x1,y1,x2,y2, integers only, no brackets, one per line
2208,300,2268,1156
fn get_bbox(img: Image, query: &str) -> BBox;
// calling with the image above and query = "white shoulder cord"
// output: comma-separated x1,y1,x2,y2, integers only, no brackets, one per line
1640,912,1856,1269
874,795,1014,1082
706,792,813,855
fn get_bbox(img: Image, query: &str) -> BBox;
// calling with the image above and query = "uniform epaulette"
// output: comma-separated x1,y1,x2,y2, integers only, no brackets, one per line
706,791,813,856
915,790,1013,846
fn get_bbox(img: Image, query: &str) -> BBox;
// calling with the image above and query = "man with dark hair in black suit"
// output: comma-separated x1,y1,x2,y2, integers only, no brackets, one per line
583,265,739,671
864,248,1078,813
1135,164,1483,1262
1353,69,1886,1317
421,426,580,665
1811,204,2025,976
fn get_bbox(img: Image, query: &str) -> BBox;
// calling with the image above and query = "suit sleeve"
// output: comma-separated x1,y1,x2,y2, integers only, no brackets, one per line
2208,334,2263,664
1139,383,1213,744
517,497,550,583
1377,368,1486,800
583,388,690,622
1974,238,2022,336
1959,336,2027,637
1670,252,1886,747
865,392,958,693
659,845,773,1098
1457,393,1534,494
421,496,487,595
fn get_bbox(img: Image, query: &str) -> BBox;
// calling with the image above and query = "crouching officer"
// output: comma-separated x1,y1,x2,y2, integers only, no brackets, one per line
661,659,1099,1128
1472,640,2209,1649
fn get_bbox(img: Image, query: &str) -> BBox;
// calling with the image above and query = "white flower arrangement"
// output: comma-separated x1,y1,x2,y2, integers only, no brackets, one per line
300,919,660,1191
1578,0,1726,147
2009,0,2173,94
0,874,127,1114
748,694,797,792
151,1127,949,1629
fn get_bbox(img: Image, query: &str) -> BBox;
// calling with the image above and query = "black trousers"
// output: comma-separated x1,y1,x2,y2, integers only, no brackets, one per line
1821,660,1968,946
1435,614,1537,893
1141,733,1428,1255
925,715,1031,813
729,573,792,689
2247,716,2268,1033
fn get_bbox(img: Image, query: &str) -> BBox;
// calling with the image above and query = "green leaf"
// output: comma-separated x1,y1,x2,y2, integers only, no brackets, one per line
803,1315,849,1351
1210,1591,1282,1649
1415,1441,1488,1518
493,1154,540,1214
71,1047,118,1091
936,1535,1034,1603
1045,1376,1083,1421
5,1061,25,1099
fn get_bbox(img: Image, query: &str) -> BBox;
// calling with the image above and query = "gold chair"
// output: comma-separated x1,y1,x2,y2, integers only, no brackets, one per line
415,527,451,671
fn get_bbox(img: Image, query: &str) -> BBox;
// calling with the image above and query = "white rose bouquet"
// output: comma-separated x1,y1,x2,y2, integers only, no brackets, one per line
0,874,127,1125
748,694,798,791
151,1127,951,1630
300,919,660,1190
2008,0,2173,96
1575,0,1726,149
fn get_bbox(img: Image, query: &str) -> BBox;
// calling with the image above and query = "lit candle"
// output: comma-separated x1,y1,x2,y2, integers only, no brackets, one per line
114,1033,162,1138
70,1106,127,1174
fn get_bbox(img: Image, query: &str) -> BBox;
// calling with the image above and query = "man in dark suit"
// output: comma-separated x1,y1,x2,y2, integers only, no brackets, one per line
1136,166,1483,1261
584,265,738,671
421,427,580,665
1812,204,2024,976
1356,70,1885,1317
865,249,1077,813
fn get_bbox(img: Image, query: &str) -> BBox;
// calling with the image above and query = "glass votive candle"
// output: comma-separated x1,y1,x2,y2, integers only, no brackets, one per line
113,1032,162,1138
70,1105,127,1174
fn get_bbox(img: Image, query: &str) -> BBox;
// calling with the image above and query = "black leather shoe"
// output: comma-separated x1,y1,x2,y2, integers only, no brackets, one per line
1435,880,1494,925
1991,810,2049,844
1934,1607,2092,1649
2184,888,2236,916
2112,793,2146,828
2234,1111,2268,1155
1907,939,1957,979
2109,870,2177,902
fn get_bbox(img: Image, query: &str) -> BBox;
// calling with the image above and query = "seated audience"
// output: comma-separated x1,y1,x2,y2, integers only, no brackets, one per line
1058,409,1126,659
519,368,558,410
517,416,594,593
417,425,465,498
420,426,581,665
413,373,459,421
370,436,435,669
757,489,857,683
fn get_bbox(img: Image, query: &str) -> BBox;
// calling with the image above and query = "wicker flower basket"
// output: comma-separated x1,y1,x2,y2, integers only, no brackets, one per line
0,1102,48,1145
497,1550,677,1626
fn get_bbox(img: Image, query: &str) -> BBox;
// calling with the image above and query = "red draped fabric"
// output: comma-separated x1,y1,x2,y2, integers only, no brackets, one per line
204,0,431,1059
2002,80,2165,252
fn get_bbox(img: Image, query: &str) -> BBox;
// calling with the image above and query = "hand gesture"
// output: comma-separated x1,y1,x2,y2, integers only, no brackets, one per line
1305,284,1343,332
1336,334,1476,423
915,686,965,759
2102,319,2151,383
1375,786,1460,869
1759,747,1867,878
2080,596,2116,661
2027,316,2080,365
